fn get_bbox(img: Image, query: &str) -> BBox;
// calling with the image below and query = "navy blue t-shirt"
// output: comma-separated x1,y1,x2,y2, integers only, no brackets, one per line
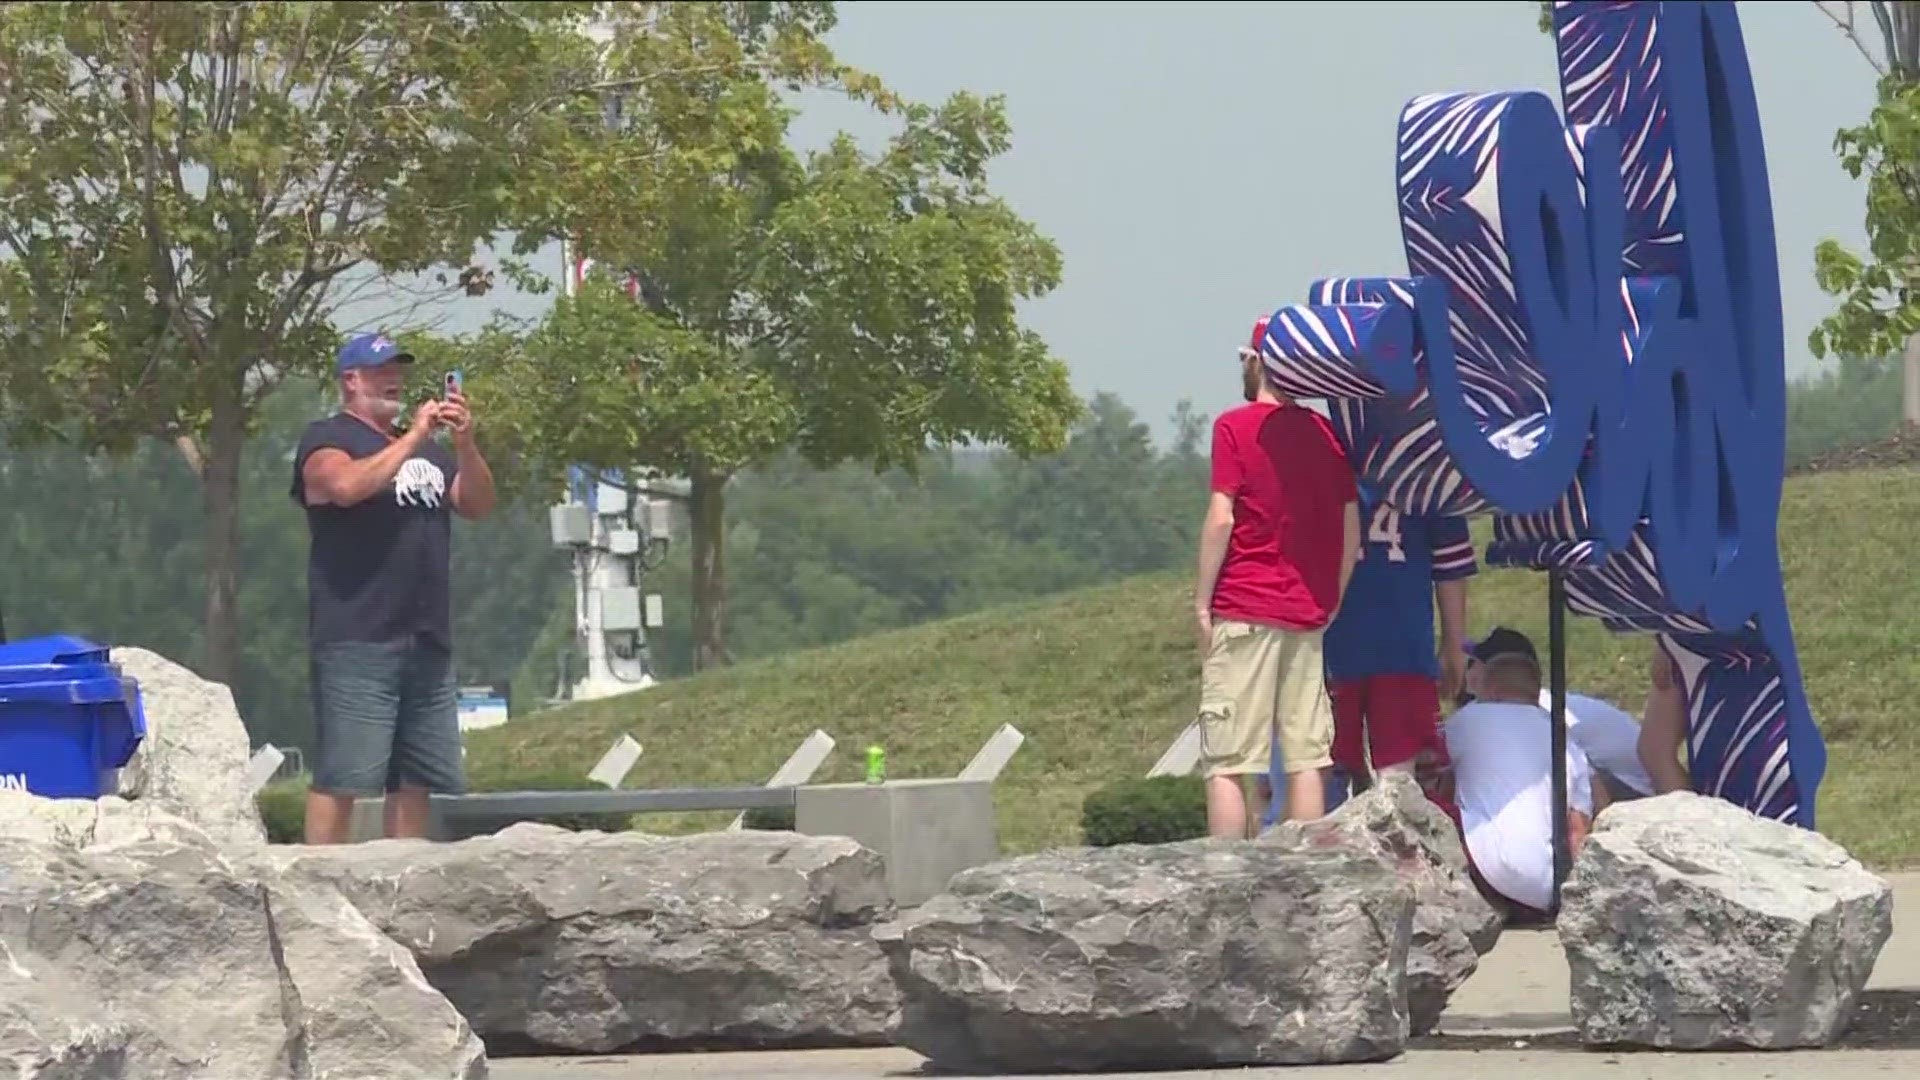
1322,486,1477,681
290,413,459,650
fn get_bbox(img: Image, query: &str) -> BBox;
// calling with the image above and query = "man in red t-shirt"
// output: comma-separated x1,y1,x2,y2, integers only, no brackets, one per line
1193,316,1361,837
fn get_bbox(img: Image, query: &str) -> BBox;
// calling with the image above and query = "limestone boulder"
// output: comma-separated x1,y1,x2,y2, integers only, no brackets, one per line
879,840,1415,1073
110,647,267,848
1558,792,1893,1049
1263,773,1502,1034
265,823,900,1054
0,788,215,852
0,825,485,1079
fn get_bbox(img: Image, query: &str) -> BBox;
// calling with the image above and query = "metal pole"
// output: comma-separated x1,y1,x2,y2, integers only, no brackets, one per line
1548,569,1571,914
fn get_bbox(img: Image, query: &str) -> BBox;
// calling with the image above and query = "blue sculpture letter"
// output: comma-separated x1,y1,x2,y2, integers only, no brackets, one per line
1260,0,1822,826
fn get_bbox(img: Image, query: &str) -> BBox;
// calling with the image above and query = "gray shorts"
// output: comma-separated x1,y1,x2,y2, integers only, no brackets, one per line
309,637,466,797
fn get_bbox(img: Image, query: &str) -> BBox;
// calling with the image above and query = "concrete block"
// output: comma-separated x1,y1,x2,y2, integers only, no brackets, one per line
796,778,1000,907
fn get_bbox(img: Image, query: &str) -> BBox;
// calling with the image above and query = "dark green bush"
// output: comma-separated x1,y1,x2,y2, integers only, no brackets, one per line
1080,775,1208,847
256,780,308,844
741,804,795,831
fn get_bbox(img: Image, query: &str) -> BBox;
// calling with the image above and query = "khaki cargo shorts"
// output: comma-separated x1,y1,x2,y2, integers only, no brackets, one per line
1197,619,1335,778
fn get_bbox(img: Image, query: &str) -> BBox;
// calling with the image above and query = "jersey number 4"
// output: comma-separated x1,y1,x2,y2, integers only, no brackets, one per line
1367,504,1407,563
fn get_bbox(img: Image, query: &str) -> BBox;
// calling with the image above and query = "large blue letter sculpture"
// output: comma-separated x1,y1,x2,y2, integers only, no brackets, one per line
1259,0,1822,826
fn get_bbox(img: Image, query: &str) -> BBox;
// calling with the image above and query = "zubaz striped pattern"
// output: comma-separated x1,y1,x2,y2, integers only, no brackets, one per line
1255,1,1816,826
1557,2,1682,282
1551,0,1803,824
1258,305,1396,402
1660,632,1800,823
1301,277,1492,518
1432,537,1478,579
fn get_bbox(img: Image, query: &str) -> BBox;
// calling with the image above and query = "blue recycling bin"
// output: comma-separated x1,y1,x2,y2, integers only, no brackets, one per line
0,634,147,798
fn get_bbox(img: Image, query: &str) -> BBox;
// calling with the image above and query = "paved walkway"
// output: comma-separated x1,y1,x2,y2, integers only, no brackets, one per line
494,872,1920,1080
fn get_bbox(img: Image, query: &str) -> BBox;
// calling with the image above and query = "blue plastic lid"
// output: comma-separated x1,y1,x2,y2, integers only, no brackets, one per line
0,676,148,770
0,661,122,686
0,676,141,708
0,634,112,670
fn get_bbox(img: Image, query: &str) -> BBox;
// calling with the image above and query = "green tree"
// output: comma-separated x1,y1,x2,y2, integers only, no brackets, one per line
0,1,603,686
1810,1,1920,429
472,2,1081,670
1785,356,1904,465
991,393,1196,579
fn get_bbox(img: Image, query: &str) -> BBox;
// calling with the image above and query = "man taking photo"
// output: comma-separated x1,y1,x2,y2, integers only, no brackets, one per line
290,332,497,844
1192,317,1360,838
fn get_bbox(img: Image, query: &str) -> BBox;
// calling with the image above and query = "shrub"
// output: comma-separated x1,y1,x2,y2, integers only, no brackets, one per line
256,778,309,844
1080,775,1207,847
740,804,795,831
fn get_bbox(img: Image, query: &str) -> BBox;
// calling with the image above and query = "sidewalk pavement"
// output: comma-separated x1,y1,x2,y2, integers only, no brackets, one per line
494,872,1920,1080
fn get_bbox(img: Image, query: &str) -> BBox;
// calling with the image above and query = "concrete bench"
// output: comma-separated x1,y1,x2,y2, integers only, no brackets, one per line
348,778,999,906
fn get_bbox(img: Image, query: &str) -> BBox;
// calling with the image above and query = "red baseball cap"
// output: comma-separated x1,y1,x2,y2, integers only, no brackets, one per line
1240,315,1270,362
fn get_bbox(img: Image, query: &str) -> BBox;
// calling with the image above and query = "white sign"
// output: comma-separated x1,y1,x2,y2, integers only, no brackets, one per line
726,729,836,831
1147,721,1204,778
244,745,286,794
958,723,1025,783
586,734,644,789
457,689,510,734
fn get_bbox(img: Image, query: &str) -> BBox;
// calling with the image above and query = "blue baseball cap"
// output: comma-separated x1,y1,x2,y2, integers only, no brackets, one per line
336,332,414,374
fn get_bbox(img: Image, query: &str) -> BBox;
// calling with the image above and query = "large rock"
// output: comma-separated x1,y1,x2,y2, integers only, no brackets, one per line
0,788,215,852
265,823,900,1054
1263,773,1502,1034
879,840,1415,1073
0,818,486,1079
111,647,267,848
1559,792,1893,1049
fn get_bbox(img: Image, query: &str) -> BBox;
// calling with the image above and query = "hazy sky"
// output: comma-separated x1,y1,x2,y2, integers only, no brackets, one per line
395,1,1877,444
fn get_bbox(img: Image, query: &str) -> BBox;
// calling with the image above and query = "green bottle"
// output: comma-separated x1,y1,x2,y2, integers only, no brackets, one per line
865,744,886,785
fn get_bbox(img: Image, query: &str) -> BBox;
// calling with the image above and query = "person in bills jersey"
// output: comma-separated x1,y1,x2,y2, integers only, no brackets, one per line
1319,484,1475,815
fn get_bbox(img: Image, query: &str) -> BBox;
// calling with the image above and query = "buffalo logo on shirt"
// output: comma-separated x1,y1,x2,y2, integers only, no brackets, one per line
394,457,446,509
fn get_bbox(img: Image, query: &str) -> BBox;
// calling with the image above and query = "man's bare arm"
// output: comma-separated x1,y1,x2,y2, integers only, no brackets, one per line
450,439,497,520
1640,645,1692,793
1335,498,1361,610
1194,491,1235,617
1435,579,1468,652
1569,809,1593,857
303,412,436,509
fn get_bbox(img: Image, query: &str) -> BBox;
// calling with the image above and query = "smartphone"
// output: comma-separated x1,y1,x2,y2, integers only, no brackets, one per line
444,369,463,399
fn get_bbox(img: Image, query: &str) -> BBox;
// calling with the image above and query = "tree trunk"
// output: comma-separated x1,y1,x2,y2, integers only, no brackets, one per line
688,464,731,672
201,385,246,688
1904,331,1920,430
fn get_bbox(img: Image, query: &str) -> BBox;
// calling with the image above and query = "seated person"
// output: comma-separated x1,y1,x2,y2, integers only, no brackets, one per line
1444,650,1602,920
1461,629,1667,803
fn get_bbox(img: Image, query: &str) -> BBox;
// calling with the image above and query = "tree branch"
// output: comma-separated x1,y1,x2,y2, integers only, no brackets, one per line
128,6,209,362
1816,0,1893,74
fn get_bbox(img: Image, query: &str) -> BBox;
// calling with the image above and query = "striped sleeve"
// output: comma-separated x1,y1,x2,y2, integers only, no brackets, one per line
1429,515,1478,581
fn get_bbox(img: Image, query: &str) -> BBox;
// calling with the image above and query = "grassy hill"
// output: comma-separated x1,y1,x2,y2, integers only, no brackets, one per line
466,464,1920,866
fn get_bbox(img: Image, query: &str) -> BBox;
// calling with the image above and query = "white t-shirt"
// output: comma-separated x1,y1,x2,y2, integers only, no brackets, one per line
1443,700,1594,912
1538,690,1654,797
